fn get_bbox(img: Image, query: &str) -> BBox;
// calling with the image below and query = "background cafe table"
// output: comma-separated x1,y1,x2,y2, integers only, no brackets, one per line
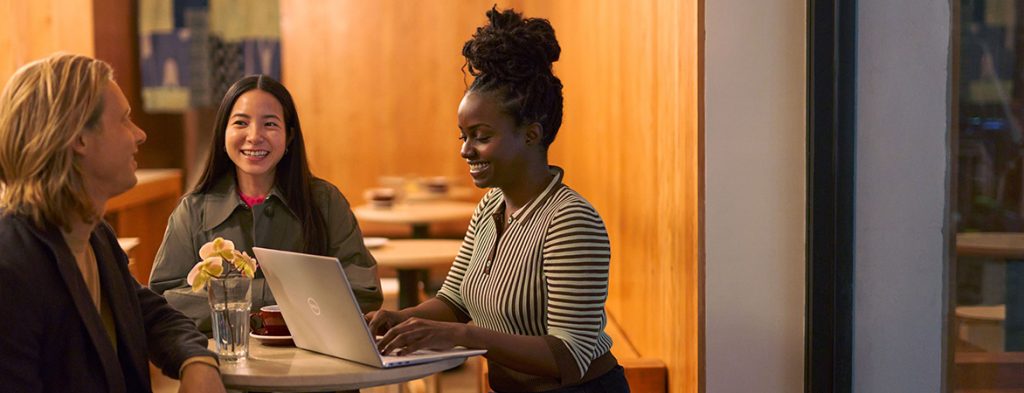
213,339,465,392
369,239,463,309
403,185,476,203
956,232,1024,350
354,201,476,239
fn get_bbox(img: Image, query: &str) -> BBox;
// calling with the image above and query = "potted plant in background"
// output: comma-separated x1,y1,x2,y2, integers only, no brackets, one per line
187,237,257,361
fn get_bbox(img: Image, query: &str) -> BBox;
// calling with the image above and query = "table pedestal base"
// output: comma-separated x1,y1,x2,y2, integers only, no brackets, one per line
1007,260,1024,350
397,269,423,310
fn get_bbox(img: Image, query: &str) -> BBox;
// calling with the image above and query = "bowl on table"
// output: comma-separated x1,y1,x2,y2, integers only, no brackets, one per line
250,305,294,346
423,176,450,195
365,188,397,209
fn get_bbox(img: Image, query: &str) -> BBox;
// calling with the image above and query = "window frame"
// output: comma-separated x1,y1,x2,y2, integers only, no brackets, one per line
805,0,856,391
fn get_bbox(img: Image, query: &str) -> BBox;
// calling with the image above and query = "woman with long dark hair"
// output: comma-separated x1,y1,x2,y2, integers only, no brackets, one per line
151,75,382,331
367,8,628,392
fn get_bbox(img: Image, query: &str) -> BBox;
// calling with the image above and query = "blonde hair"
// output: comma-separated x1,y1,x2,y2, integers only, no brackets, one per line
0,53,113,231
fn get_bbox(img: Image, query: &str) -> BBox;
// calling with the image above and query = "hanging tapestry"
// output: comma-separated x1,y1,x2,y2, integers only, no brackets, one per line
139,0,281,112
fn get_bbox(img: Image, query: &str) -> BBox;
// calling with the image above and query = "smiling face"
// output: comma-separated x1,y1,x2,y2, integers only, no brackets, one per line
75,80,147,202
224,89,287,194
457,91,532,189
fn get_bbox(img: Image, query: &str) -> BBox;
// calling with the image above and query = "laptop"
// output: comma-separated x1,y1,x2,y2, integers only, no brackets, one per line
252,247,486,368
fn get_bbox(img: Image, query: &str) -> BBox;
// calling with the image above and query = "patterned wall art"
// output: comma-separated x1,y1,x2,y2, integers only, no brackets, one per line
139,0,281,112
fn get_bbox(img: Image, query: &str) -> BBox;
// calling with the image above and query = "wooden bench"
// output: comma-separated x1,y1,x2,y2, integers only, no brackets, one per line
606,313,668,392
478,313,667,392
955,351,1024,391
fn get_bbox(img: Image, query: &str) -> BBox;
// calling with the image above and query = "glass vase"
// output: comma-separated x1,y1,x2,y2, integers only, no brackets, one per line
208,276,252,361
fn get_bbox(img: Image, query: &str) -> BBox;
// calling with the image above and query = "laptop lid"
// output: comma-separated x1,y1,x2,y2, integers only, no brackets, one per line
252,247,485,368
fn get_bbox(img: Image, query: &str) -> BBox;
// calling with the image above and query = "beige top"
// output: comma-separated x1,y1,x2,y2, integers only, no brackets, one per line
62,231,118,351
353,201,476,225
368,239,462,269
215,339,464,391
63,231,101,310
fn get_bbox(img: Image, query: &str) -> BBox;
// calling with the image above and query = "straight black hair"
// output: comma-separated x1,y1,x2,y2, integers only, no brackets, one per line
194,74,327,255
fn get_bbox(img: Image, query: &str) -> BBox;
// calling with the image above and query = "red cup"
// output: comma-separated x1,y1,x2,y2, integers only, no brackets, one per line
251,305,290,336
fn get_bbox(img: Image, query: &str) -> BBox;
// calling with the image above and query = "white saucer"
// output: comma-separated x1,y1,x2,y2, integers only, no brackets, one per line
249,332,294,346
364,237,389,249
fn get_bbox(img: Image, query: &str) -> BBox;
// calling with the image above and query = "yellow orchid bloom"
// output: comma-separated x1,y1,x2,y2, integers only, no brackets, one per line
199,237,236,261
191,238,260,291
187,256,224,292
231,251,257,278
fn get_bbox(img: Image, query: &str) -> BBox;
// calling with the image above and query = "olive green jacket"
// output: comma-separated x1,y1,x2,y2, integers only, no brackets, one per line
149,174,382,332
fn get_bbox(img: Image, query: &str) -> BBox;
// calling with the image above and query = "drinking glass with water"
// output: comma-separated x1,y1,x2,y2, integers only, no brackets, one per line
208,276,252,361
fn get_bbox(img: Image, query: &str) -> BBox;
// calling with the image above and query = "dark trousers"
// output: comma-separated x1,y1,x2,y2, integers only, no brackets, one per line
497,365,630,393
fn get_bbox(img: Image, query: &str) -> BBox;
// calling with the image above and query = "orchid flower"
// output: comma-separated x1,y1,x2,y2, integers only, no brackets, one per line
187,256,224,292
232,251,257,278
199,237,236,262
187,237,259,292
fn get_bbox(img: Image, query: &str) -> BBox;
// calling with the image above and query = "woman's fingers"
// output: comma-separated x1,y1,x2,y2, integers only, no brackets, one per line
368,311,385,333
395,337,425,356
381,329,416,355
364,311,378,333
366,310,402,336
366,312,386,335
377,319,456,355
379,318,425,354
376,318,405,352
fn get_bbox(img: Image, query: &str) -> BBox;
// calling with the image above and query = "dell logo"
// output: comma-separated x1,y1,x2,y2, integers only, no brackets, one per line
307,297,321,315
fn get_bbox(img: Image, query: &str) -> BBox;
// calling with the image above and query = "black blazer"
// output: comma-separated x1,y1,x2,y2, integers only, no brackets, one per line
0,214,215,392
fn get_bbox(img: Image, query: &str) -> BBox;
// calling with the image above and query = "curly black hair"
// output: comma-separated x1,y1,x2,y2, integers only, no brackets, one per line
462,6,564,147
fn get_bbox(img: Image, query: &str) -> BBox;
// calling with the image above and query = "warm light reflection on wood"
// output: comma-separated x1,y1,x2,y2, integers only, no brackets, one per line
281,1,699,392
0,0,95,84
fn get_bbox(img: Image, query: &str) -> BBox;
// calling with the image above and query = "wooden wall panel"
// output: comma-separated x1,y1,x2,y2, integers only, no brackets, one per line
514,2,700,392
0,0,95,84
281,2,700,392
280,0,511,200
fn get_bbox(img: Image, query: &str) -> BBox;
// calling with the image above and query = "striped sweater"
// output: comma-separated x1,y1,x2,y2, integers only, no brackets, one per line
436,167,615,391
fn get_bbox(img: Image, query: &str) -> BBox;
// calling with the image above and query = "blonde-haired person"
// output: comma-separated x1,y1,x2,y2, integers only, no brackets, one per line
0,53,225,393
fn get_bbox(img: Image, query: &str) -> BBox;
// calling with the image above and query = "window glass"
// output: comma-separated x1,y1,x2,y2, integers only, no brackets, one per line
955,0,1024,389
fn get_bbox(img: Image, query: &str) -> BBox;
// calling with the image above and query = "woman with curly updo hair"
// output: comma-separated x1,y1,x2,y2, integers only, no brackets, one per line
368,7,628,392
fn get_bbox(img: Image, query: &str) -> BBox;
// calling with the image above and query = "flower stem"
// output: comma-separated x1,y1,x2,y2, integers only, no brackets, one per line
223,279,234,354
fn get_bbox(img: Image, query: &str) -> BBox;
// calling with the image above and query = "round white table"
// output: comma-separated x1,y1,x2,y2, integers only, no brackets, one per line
369,239,462,309
354,201,475,238
214,339,464,392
